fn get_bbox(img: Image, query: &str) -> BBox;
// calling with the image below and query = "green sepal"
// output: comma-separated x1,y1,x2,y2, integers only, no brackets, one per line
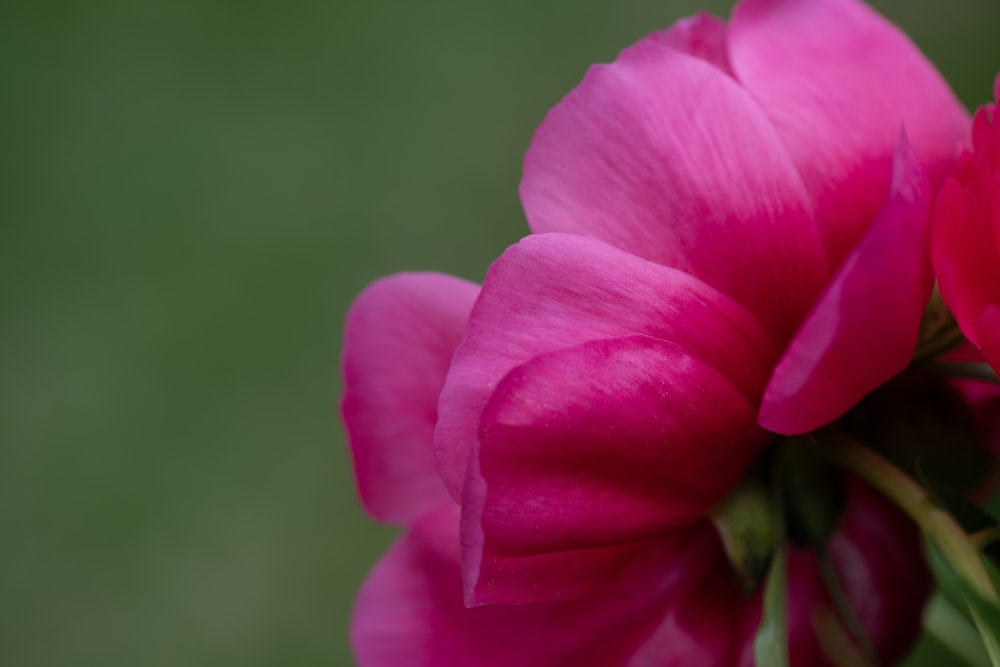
927,541,1000,666
754,544,789,667
709,478,781,595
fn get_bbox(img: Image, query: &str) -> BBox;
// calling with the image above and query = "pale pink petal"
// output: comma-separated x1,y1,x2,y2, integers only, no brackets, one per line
342,273,478,525
435,234,779,500
782,477,930,666
760,138,933,434
462,335,765,604
730,0,969,269
520,34,827,340
352,506,740,667
649,12,734,76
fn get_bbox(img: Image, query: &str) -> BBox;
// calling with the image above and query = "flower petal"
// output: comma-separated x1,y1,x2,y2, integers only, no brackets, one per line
650,12,734,76
342,273,478,525
760,137,933,434
352,506,740,667
462,335,765,604
931,105,1000,370
520,33,828,340
435,233,779,500
730,0,968,268
931,176,1000,348
626,562,752,667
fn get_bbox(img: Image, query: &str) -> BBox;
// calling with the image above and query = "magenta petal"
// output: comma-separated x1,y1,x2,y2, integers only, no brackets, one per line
352,506,742,667
931,177,1000,347
626,561,752,667
730,0,968,269
760,138,933,434
462,335,765,604
342,273,478,525
435,233,779,500
520,33,827,340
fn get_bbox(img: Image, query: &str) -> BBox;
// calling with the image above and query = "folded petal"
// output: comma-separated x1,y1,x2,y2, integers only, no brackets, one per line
931,105,1000,371
435,234,779,499
462,335,765,604
520,33,828,340
730,0,968,269
342,273,478,525
352,506,740,667
760,137,933,434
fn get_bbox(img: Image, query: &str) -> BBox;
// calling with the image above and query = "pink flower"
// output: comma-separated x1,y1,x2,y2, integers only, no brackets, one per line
343,274,929,666
433,0,965,609
932,75,1000,372
343,0,969,663
425,0,964,657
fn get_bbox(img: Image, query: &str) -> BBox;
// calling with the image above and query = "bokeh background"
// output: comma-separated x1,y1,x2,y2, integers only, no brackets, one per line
2,0,998,664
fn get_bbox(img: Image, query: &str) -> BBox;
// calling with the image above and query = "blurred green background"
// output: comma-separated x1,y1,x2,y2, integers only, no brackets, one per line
1,0,997,664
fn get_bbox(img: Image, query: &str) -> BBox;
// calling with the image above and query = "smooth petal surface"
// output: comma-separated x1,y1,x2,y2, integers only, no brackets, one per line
342,273,478,525
435,233,779,500
783,477,930,666
730,0,968,269
352,506,740,667
520,33,827,341
932,103,1000,371
760,138,933,434
931,177,1000,346
462,335,764,604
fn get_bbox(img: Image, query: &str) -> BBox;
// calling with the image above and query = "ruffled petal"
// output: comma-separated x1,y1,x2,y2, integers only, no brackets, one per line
462,335,765,604
342,273,478,525
435,233,779,500
520,33,827,340
760,137,933,434
351,506,740,667
730,0,969,269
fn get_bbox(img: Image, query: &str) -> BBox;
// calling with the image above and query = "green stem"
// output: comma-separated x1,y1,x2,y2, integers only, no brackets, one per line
971,525,1000,551
816,434,999,605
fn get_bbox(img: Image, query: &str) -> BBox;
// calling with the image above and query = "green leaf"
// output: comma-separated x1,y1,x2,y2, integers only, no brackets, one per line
754,545,789,667
915,468,1000,567
928,542,1000,666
